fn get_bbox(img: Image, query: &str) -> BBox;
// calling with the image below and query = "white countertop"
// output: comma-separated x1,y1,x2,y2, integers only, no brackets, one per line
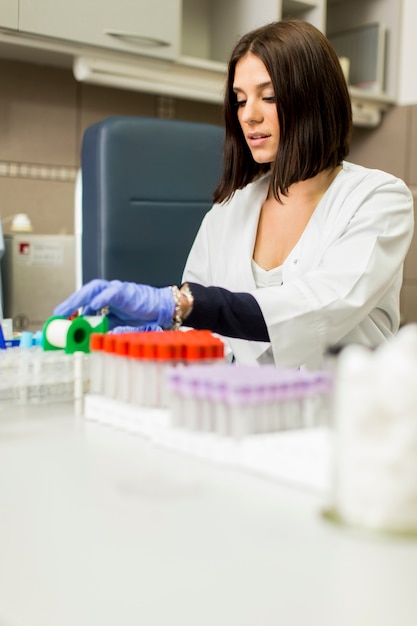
0,402,417,626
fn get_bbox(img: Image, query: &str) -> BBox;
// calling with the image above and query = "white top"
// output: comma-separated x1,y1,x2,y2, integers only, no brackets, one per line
250,260,283,364
251,258,283,288
183,162,414,368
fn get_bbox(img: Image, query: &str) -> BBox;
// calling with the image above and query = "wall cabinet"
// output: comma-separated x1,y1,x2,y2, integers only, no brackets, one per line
18,0,180,61
4,0,326,68
326,0,395,103
0,0,18,30
0,0,416,113
326,0,417,105
395,0,417,105
180,0,325,67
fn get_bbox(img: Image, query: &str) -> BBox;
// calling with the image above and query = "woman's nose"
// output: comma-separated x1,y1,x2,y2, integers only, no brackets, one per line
241,99,262,124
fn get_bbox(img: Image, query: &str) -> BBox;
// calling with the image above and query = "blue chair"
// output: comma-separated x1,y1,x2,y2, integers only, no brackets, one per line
80,116,224,287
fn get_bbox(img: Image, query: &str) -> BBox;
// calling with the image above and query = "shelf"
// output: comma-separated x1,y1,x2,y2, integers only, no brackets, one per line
283,0,319,13
349,86,394,128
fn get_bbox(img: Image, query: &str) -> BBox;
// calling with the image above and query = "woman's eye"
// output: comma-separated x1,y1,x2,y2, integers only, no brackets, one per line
263,96,276,103
236,100,246,108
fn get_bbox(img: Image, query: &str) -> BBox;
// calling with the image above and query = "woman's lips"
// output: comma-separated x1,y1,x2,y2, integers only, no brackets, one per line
247,133,270,147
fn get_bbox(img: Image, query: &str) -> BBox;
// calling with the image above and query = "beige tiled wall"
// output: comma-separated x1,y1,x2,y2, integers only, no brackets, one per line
1,57,417,322
0,58,222,236
404,105,417,323
401,186,417,325
347,104,417,324
408,106,417,187
348,105,410,180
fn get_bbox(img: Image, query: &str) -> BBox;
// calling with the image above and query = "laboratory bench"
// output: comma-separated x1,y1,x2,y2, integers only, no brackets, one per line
0,401,417,626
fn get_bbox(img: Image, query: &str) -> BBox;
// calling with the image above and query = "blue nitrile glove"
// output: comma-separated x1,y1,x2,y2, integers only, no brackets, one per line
53,279,175,330
110,324,163,334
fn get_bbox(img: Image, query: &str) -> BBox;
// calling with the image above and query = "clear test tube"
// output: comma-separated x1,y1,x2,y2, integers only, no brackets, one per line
263,368,283,431
102,334,118,399
198,364,231,433
182,336,218,429
315,370,334,426
209,368,229,436
161,334,229,427
177,366,201,430
29,347,47,404
150,334,164,407
0,349,11,401
286,370,301,429
197,368,216,432
192,366,214,431
289,370,305,430
130,331,160,407
73,351,84,416
89,333,105,395
114,334,132,404
47,349,75,403
301,370,319,428
196,364,222,431
129,335,146,407
165,365,186,428
250,369,267,433
262,367,281,432
226,376,250,439
156,334,183,409
15,332,35,403
141,333,159,407
40,348,62,402
280,370,300,430
224,378,242,439
267,372,282,432
269,369,290,431
249,370,270,434
165,360,184,428
273,373,288,430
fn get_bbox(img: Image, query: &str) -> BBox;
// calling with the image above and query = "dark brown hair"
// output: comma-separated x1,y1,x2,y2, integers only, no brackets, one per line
213,20,352,204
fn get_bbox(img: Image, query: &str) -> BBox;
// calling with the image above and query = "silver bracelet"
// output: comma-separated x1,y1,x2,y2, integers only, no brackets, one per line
170,285,182,330
170,283,194,330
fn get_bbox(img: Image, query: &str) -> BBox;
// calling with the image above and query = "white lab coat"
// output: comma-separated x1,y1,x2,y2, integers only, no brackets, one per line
182,162,414,368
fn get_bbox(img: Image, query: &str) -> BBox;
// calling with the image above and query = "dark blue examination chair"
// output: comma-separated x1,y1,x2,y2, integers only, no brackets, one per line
81,116,224,287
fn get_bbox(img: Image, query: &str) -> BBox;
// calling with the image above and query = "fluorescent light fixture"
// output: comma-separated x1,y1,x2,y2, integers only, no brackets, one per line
73,54,392,127
73,55,226,103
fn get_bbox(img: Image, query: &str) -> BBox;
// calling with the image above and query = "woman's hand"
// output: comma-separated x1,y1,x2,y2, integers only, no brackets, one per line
53,279,175,329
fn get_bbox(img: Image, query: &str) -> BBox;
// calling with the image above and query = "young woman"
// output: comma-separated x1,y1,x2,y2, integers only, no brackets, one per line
54,20,414,369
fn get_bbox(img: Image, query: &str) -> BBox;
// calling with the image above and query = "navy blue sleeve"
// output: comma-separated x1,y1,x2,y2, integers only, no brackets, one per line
183,283,270,342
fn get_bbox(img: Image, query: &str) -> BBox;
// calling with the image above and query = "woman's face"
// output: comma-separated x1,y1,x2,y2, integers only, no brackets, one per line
233,53,280,164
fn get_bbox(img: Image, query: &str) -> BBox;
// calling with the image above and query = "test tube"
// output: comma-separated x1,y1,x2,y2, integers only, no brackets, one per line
129,335,146,406
89,333,105,395
102,334,118,399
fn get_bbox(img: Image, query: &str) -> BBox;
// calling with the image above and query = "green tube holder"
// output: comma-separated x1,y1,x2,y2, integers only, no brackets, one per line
43,315,109,353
